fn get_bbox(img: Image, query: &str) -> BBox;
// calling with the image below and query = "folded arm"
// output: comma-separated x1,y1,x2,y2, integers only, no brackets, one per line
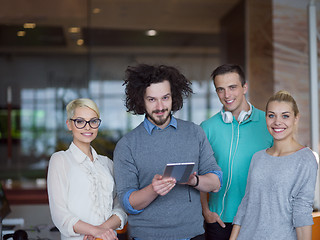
74,219,118,240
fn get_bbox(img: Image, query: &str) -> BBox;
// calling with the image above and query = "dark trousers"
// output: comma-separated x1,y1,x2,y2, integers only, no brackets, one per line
191,234,205,240
132,234,204,240
204,222,233,240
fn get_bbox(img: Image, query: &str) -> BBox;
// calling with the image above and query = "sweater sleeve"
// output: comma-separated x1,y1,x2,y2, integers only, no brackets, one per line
292,151,318,227
113,137,141,212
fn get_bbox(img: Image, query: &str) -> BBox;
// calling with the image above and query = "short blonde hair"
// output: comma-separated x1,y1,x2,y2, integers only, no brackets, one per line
266,90,299,116
66,98,100,119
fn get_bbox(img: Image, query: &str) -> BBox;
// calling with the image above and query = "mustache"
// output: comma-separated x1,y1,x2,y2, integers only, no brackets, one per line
152,109,168,114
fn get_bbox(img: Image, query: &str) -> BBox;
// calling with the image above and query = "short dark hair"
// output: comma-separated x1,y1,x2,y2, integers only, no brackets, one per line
211,64,246,86
123,64,193,115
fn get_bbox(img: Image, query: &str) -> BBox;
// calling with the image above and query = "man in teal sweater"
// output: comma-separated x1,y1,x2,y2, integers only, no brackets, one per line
114,64,222,240
200,64,273,240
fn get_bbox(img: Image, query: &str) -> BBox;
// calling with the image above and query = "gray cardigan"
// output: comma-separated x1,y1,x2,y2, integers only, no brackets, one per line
233,147,318,240
114,118,221,240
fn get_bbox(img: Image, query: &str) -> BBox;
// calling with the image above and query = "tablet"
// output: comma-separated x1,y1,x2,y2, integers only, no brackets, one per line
163,162,195,183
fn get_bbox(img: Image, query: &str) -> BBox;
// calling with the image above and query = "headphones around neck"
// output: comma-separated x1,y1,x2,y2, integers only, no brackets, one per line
219,102,252,218
220,102,252,123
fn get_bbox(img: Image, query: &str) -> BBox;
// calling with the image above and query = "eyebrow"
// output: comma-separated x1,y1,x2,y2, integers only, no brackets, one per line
215,87,224,90
267,111,291,114
73,117,98,120
215,84,238,89
145,93,171,98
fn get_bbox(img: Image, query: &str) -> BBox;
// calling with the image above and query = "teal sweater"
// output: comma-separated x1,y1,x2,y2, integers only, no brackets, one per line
201,106,273,222
114,118,221,239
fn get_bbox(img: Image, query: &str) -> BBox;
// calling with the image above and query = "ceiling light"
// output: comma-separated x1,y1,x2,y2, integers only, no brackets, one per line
69,27,80,33
146,30,157,37
23,23,36,29
77,39,84,46
92,8,101,14
17,31,26,37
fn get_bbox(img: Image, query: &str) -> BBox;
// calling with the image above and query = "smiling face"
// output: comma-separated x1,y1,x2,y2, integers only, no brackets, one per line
144,80,172,129
266,101,299,142
67,106,99,147
214,72,248,119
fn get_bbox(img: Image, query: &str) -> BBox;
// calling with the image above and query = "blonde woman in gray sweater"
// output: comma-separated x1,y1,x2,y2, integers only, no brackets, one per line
230,90,318,240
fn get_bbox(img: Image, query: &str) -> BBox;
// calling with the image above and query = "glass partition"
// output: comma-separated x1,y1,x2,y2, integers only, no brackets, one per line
0,1,222,182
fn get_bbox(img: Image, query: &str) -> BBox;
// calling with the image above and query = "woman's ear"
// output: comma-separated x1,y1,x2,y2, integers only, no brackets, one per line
294,113,300,125
66,119,72,131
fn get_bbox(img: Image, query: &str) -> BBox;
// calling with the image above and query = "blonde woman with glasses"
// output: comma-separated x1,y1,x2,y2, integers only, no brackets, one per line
47,98,127,240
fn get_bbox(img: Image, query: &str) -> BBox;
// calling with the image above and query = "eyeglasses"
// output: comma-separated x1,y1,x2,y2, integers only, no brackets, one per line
70,118,101,129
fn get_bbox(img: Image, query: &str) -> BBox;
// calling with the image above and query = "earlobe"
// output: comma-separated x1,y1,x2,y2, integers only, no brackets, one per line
66,120,72,131
295,114,300,125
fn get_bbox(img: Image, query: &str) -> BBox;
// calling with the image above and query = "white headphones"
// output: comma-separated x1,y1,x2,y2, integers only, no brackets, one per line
219,102,252,218
220,102,252,123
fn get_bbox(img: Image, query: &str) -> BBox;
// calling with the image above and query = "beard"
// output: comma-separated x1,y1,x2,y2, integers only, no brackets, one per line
146,109,171,127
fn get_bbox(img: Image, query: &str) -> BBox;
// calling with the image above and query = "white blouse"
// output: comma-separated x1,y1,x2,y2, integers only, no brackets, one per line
47,142,127,240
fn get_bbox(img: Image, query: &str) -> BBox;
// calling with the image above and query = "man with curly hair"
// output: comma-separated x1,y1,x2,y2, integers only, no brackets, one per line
114,64,222,240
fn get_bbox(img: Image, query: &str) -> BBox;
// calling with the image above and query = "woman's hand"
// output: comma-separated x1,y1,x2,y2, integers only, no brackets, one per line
83,226,118,240
83,235,95,240
97,228,118,240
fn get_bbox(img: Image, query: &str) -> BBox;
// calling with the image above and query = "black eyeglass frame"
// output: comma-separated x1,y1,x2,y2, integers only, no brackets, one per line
69,118,102,129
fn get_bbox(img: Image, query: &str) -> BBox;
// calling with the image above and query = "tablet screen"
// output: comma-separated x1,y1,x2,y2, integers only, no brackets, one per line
163,162,195,183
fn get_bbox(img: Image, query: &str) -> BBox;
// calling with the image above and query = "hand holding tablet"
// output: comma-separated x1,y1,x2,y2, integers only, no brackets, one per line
163,162,195,183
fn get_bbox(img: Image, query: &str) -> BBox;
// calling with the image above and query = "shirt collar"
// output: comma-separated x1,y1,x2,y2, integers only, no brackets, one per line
143,115,177,135
69,142,98,163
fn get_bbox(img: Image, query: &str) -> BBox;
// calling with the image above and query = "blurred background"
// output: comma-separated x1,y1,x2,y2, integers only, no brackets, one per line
0,0,319,204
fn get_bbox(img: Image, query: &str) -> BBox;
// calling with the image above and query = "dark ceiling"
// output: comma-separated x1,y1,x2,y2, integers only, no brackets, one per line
0,0,241,52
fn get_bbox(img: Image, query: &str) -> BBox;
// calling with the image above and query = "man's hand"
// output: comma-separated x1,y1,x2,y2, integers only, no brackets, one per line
203,211,226,228
186,172,197,186
152,174,176,196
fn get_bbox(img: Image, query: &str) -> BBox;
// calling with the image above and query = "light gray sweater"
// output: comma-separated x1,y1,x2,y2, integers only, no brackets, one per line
114,119,221,240
233,147,318,240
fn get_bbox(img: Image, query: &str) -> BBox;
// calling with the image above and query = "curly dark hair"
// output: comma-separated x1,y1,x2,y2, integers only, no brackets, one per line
123,64,193,115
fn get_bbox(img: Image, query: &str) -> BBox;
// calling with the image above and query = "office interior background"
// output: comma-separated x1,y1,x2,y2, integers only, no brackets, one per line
0,0,320,229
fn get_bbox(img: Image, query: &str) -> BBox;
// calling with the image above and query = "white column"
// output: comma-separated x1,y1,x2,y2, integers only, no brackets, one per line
308,0,320,210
